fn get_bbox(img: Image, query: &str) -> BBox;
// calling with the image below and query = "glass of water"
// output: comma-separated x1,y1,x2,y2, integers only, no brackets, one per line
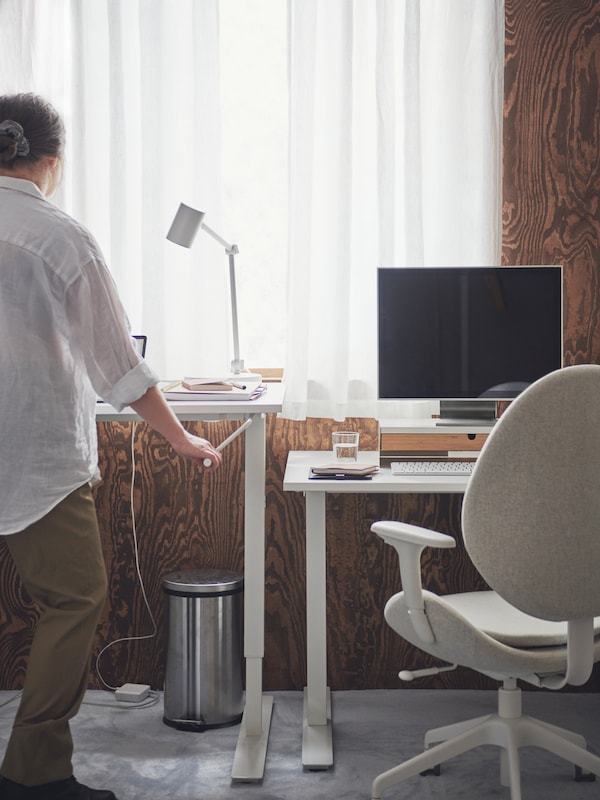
332,431,359,462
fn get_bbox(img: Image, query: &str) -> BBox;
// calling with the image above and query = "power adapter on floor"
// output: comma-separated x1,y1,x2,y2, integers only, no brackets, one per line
115,683,150,703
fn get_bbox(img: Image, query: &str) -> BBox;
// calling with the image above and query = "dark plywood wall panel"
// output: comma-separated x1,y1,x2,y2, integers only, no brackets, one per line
2,1,600,693
503,0,600,366
1,417,483,692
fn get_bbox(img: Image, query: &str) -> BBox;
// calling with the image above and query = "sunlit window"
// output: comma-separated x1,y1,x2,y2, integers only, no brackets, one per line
219,0,288,369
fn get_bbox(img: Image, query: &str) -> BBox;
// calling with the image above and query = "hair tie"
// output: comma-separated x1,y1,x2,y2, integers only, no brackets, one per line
0,120,30,157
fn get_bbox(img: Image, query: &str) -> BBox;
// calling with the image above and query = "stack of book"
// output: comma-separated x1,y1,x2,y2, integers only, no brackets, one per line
161,378,266,401
309,463,379,480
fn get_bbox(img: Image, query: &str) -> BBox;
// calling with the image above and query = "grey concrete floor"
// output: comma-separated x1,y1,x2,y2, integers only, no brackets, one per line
1,689,599,799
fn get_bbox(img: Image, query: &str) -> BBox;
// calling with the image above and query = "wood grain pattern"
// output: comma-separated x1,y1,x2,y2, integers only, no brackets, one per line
2,408,599,693
92,419,246,691
504,0,600,368
501,0,600,693
0,538,39,690
2,2,600,693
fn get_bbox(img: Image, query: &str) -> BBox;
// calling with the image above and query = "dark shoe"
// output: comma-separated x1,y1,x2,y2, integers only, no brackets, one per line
0,776,117,800
39,777,117,800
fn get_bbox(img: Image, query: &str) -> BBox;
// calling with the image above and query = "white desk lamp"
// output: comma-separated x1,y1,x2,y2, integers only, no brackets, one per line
167,202,253,377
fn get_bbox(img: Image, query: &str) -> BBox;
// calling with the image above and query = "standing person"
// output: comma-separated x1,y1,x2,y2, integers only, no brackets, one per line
0,93,222,800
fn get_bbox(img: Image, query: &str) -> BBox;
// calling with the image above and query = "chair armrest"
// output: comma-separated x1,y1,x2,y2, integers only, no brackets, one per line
371,521,456,644
371,520,456,550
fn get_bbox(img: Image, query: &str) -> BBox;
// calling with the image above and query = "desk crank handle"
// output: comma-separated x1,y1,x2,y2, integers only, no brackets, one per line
203,417,254,467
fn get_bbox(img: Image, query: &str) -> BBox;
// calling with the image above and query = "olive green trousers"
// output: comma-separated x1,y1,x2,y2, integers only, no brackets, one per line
1,483,107,786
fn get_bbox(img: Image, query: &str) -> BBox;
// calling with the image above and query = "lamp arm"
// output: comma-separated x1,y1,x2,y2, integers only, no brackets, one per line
228,251,243,374
200,221,238,254
199,220,242,374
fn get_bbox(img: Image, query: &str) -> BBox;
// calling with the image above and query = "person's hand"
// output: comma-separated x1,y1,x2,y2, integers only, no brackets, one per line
128,386,223,471
170,431,223,472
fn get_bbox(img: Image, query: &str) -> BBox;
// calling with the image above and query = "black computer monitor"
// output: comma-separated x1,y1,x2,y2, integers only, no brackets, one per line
377,265,563,423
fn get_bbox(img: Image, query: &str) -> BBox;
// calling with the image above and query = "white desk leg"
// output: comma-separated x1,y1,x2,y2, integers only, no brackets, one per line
232,413,273,781
303,491,333,769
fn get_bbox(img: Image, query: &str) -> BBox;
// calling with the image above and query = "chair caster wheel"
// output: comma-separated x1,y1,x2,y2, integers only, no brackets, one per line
574,766,596,782
420,765,441,776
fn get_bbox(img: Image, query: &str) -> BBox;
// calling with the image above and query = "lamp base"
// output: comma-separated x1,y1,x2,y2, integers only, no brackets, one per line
229,358,262,383
227,371,263,383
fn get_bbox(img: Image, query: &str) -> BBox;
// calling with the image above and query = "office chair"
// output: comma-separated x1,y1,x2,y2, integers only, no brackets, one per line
371,364,600,800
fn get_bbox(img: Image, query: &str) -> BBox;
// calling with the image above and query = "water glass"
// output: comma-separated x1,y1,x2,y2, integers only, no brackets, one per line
332,431,359,462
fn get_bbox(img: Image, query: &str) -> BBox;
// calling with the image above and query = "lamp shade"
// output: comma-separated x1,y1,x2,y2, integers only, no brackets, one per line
166,203,206,248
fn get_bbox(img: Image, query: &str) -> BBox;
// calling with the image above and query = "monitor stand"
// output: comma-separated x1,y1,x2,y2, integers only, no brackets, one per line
436,400,497,427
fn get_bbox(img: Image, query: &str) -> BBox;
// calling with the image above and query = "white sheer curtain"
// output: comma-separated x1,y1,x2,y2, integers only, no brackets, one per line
283,0,505,420
0,0,504,414
0,0,230,379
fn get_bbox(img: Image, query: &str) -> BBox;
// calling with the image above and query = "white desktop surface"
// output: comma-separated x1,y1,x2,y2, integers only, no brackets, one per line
283,448,470,770
284,449,471,494
96,382,285,781
96,382,284,421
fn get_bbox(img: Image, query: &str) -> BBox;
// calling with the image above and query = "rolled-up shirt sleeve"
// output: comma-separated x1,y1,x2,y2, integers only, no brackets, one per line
107,359,158,411
64,251,159,411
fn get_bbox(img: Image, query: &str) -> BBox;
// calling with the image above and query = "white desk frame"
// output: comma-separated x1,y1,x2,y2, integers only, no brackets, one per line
97,383,285,781
283,447,473,770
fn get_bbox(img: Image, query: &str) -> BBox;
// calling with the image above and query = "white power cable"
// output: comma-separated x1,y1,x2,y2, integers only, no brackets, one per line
95,420,158,693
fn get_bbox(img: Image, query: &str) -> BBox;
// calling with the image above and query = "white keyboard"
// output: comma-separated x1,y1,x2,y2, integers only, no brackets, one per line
390,460,475,477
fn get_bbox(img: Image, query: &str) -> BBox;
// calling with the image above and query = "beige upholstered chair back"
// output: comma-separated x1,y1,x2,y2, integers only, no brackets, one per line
462,364,600,622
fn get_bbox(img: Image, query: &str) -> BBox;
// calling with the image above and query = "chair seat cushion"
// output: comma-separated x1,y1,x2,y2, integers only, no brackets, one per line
385,590,600,680
443,591,600,647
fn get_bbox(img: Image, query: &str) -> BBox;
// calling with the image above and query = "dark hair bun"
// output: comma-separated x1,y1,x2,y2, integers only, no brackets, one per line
0,135,18,164
0,95,64,167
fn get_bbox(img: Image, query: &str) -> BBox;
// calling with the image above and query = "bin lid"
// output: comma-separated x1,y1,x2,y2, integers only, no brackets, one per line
162,569,243,595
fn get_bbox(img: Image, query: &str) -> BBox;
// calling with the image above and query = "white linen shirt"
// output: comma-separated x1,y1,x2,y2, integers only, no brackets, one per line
0,176,158,535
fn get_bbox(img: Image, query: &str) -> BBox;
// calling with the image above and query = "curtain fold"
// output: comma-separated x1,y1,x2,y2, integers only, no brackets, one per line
283,0,505,420
0,1,35,86
72,0,229,379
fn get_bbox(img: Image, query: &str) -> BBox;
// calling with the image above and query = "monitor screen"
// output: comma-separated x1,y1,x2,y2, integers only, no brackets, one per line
378,266,563,419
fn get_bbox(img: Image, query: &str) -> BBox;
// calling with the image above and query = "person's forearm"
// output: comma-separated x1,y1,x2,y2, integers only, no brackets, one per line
129,385,188,448
128,385,223,471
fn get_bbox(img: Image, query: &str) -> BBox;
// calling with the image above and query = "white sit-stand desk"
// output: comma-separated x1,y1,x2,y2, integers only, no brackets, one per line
283,447,473,770
96,382,285,781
